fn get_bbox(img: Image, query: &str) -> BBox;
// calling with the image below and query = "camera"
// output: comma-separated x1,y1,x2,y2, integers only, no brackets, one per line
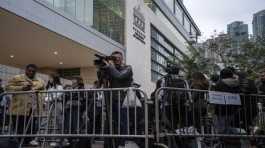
94,54,116,67
165,61,180,75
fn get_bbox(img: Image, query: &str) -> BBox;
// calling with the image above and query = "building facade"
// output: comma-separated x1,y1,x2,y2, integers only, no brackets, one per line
0,0,200,94
227,21,248,49
253,9,265,39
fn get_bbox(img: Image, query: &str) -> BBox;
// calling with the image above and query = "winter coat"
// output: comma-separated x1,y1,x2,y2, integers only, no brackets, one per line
257,81,265,95
0,86,4,103
214,78,241,93
104,64,133,88
5,74,44,116
239,78,257,94
190,82,209,129
212,78,241,119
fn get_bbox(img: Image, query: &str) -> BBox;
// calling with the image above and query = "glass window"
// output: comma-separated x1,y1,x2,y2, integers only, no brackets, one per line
174,1,183,24
65,0,76,17
151,4,187,45
44,0,54,6
163,0,174,12
190,26,197,37
83,0,94,26
42,0,125,44
151,27,183,82
54,0,64,10
93,0,125,44
58,68,81,77
76,0,85,22
184,15,190,33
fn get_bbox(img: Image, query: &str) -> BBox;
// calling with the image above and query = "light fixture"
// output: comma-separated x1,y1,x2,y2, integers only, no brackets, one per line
59,62,63,65
53,51,58,55
10,55,15,58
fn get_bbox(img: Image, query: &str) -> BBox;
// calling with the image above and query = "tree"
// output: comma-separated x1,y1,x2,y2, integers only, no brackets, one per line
207,34,233,67
179,45,219,79
232,36,265,78
178,34,265,79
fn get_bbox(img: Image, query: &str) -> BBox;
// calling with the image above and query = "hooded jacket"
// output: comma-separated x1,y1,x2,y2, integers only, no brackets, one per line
213,78,241,120
214,78,241,93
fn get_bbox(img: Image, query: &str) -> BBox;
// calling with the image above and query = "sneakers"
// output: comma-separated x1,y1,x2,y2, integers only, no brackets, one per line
49,142,60,147
49,139,70,147
62,139,70,147
125,141,139,148
30,138,70,147
30,139,40,146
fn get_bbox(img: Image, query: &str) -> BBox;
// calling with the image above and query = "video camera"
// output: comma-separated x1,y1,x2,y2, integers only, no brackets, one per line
94,54,116,67
165,61,180,75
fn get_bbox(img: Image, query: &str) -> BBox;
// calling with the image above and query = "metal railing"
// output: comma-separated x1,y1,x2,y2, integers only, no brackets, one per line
2,87,265,147
154,87,265,147
0,88,151,148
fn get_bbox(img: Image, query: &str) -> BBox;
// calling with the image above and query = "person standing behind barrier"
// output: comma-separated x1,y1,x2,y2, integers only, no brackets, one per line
209,74,219,90
237,71,258,133
237,71,257,94
5,64,44,145
0,78,4,95
64,78,84,137
101,51,133,148
159,63,189,130
0,78,4,108
257,69,265,95
214,68,241,94
190,72,209,132
251,69,265,148
212,68,243,147
46,75,65,146
0,79,5,127
30,75,69,147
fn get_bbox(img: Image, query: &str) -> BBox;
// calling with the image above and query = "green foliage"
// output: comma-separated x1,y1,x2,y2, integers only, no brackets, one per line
175,36,265,79
97,0,124,18
179,45,216,79
232,37,265,79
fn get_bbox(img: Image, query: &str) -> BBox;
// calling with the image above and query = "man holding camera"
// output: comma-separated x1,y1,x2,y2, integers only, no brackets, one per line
98,51,133,148
101,51,133,88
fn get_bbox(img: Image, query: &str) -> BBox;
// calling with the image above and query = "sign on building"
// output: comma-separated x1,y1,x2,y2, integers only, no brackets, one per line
133,6,146,44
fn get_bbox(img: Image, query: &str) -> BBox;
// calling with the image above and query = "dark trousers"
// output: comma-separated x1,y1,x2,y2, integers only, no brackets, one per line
9,115,37,145
64,106,81,134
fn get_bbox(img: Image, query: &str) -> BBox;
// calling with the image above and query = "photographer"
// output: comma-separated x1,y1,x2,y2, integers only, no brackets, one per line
100,51,133,88
158,62,195,147
159,62,190,130
96,51,133,148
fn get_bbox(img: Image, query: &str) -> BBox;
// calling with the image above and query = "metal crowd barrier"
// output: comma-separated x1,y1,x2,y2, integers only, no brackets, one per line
0,88,151,148
155,87,265,148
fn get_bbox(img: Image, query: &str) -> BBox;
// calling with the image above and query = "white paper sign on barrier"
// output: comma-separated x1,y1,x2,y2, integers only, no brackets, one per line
208,91,226,104
208,91,241,105
225,93,241,105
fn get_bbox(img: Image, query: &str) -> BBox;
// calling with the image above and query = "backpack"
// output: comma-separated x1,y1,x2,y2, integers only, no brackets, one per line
162,74,191,105
164,74,187,88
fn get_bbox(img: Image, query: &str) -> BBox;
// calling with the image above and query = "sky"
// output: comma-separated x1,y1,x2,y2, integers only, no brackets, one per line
184,0,265,41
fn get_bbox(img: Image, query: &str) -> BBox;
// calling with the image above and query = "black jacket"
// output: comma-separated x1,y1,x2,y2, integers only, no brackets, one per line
257,81,265,95
0,86,4,103
214,78,241,93
239,79,257,94
213,78,241,119
0,87,3,94
105,64,133,88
